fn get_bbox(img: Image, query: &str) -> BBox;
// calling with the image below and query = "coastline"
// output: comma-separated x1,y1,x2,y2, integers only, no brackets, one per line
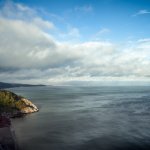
0,115,18,150
0,90,39,150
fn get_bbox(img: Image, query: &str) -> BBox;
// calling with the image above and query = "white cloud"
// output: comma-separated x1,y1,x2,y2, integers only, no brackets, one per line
133,9,150,16
74,5,93,13
68,28,80,37
0,1,36,19
33,17,54,30
93,28,111,40
58,27,81,40
97,28,110,35
0,1,150,84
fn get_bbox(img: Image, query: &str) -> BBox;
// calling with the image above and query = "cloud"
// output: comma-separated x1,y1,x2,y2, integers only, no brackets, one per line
97,28,110,35
0,1,79,70
91,28,110,41
0,0,36,19
33,17,54,30
0,1,150,84
58,27,81,41
132,9,150,16
74,5,93,13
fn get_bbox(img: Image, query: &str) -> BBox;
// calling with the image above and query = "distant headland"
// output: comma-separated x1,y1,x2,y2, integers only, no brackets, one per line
0,81,45,89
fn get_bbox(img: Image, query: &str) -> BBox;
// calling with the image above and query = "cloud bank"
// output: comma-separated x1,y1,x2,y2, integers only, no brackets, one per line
0,1,150,84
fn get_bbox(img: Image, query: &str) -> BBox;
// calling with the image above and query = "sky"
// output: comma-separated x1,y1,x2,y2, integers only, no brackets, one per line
0,0,150,85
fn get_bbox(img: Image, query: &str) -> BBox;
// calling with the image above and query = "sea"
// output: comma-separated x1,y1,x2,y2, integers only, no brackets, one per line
9,86,150,150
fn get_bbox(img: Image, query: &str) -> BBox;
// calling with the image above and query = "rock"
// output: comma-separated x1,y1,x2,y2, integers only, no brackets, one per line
19,98,38,113
0,90,38,149
0,90,38,117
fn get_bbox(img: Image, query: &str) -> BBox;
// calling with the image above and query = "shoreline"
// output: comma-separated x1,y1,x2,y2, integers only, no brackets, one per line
0,115,18,150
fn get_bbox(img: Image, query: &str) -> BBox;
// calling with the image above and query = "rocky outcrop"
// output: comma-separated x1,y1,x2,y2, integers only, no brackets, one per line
0,90,38,117
0,91,39,149
19,98,38,114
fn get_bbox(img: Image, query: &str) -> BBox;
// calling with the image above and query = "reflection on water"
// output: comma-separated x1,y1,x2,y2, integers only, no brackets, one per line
10,86,150,150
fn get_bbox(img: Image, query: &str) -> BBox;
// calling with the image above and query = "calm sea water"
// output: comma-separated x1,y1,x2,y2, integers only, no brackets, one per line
9,86,150,150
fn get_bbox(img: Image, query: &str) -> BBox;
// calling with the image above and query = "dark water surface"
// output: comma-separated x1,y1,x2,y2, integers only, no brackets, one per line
10,86,150,150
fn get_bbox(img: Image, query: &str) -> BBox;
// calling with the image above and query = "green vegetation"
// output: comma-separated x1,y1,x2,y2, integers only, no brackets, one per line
0,90,38,117
0,90,26,111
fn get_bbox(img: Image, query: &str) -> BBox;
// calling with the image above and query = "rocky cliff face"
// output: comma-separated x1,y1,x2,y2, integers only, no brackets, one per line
0,90,38,117
19,98,38,113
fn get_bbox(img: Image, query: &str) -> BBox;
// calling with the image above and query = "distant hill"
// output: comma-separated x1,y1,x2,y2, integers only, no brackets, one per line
0,82,45,89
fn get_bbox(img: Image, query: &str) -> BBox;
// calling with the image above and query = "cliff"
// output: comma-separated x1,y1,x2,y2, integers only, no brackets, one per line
0,90,38,117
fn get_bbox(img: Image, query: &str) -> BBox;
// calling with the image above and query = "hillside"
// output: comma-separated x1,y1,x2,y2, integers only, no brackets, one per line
0,90,38,117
